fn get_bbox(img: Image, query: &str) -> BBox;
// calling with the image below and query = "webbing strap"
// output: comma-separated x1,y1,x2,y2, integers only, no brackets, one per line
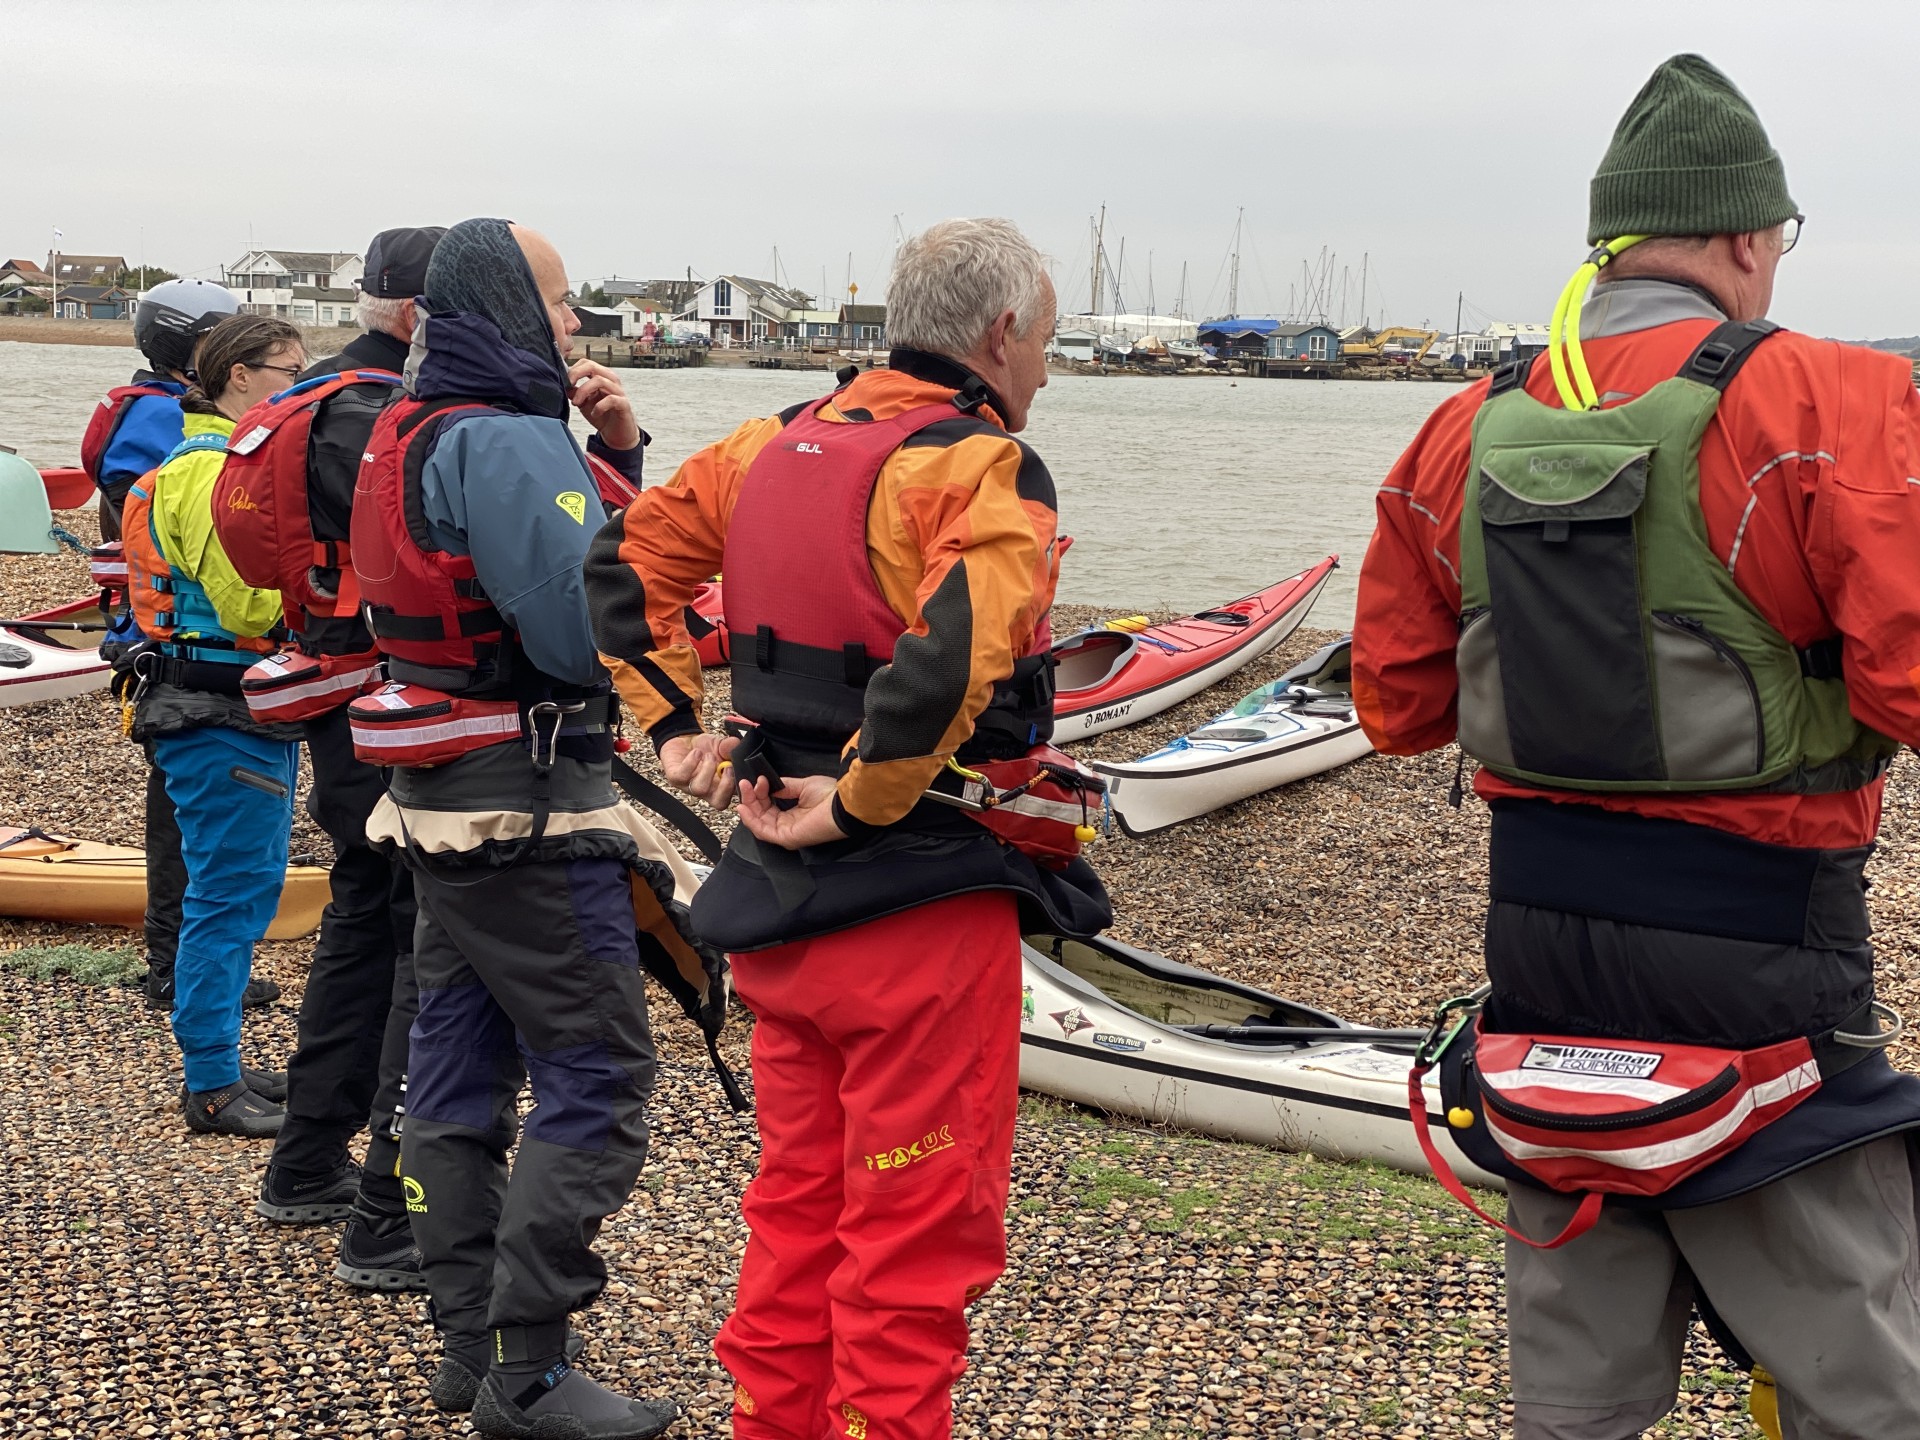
1407,1064,1604,1250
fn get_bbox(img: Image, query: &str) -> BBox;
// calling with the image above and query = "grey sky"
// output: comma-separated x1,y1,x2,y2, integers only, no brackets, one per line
10,1,1915,337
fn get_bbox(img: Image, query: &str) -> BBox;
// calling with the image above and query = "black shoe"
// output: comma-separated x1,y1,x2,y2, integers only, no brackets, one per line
145,972,278,1011
433,1334,588,1416
242,1066,287,1103
181,1082,284,1138
333,1203,428,1294
472,1365,678,1439
257,1162,360,1225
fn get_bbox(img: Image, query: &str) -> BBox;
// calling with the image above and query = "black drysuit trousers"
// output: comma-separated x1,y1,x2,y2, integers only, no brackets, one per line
271,707,418,1183
401,851,657,1342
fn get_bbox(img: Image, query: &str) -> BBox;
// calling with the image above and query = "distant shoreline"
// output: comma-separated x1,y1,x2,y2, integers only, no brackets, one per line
0,315,359,353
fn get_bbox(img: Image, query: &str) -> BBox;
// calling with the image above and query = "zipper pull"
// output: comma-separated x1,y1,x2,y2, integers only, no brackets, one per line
1447,751,1466,809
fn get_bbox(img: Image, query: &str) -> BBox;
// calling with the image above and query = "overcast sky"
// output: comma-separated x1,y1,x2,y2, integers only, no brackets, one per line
10,2,1917,338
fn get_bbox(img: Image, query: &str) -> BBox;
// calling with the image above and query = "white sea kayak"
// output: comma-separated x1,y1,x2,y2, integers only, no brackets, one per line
0,599,111,709
1092,636,1373,836
1020,930,1502,1189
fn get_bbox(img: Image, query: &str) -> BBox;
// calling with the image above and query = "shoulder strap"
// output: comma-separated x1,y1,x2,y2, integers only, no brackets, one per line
162,433,230,465
1679,319,1780,392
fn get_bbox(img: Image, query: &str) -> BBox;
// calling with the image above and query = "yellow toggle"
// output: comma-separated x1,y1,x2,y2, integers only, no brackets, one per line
1074,824,1098,843
1748,1365,1781,1439
1447,1107,1476,1129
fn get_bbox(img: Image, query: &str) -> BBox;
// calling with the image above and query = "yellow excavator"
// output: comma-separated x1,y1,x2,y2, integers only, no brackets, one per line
1341,326,1439,364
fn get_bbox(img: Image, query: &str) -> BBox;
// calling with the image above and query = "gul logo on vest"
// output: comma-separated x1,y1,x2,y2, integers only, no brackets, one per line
784,441,825,455
555,491,587,524
403,1175,428,1213
863,1123,955,1172
1521,1043,1662,1079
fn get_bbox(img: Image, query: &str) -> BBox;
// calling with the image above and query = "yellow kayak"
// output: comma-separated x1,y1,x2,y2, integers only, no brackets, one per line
0,826,330,939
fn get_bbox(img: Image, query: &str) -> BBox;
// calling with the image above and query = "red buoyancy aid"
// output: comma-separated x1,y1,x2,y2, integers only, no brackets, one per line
350,395,508,690
722,395,1057,757
122,471,276,668
212,369,402,632
80,382,174,485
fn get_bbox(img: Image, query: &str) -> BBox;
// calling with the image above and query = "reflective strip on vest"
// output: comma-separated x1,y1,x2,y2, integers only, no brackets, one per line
348,710,523,751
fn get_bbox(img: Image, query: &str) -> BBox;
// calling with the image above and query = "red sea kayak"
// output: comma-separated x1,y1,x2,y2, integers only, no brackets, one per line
0,598,111,708
1050,557,1338,741
39,468,94,509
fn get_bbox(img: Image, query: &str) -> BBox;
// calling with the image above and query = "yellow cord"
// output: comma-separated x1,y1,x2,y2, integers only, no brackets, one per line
1545,235,1649,411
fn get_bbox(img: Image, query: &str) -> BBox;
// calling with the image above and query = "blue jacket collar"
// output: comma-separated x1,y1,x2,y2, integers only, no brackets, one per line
405,310,569,419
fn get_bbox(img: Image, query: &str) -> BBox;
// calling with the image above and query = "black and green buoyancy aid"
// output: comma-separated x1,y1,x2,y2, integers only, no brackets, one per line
1456,319,1897,794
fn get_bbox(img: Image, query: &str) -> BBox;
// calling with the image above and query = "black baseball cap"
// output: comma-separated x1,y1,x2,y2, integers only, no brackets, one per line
361,226,447,299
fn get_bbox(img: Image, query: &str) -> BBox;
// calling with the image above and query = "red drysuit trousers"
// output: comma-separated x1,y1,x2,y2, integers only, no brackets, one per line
717,890,1022,1440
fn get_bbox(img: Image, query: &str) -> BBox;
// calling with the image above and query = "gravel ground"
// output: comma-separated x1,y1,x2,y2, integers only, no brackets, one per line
10,532,1905,1436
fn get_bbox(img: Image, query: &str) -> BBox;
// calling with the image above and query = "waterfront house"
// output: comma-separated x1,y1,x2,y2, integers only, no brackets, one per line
840,303,887,350
679,275,814,345
1052,328,1098,362
55,284,135,320
225,249,363,317
46,253,126,284
605,277,702,311
3,259,53,286
1267,323,1342,363
789,309,843,347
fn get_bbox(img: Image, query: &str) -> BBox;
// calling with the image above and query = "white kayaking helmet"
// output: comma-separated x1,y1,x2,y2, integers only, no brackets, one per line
134,278,240,377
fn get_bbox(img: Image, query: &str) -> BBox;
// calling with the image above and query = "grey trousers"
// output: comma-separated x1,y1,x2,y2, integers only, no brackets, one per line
1506,1136,1920,1439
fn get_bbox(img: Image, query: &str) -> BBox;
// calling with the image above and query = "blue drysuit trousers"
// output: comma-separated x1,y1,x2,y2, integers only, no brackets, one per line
152,726,298,1093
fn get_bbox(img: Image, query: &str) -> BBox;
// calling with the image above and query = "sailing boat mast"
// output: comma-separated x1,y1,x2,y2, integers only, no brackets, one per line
1090,205,1106,317
1359,252,1369,330
1226,207,1243,316
1175,260,1187,319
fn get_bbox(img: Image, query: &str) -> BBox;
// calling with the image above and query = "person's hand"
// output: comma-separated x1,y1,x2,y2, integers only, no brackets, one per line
568,358,641,451
659,732,739,808
737,772,846,851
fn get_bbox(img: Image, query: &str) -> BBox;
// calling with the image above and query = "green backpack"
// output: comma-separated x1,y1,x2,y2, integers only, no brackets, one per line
1457,319,1896,794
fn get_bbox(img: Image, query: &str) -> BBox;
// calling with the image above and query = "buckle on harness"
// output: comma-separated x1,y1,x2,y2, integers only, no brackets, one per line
525,700,583,770
1414,988,1488,1070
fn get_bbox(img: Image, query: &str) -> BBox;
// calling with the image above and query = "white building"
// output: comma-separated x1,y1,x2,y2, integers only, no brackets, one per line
1051,327,1098,362
225,249,364,318
676,275,814,345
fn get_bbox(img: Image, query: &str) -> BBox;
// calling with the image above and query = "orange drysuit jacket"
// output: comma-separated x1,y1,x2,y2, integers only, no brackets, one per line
1354,278,1920,850
587,363,1060,833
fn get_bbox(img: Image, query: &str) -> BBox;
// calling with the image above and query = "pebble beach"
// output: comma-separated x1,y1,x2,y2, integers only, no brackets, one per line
6,514,1914,1438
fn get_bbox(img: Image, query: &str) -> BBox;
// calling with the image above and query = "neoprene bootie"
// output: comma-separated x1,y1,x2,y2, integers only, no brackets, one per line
432,1331,588,1415
471,1324,677,1438
334,1196,427,1294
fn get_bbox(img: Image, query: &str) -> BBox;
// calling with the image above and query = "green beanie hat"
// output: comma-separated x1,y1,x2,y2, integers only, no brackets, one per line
1589,54,1796,244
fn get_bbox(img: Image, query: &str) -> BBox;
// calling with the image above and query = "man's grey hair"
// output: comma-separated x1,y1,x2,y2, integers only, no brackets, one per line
356,293,414,341
886,218,1050,359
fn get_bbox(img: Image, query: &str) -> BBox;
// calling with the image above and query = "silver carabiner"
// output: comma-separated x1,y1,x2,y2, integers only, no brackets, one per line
526,699,585,770
1834,1001,1905,1050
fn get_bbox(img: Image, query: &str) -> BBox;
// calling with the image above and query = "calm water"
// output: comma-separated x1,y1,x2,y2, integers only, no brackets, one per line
0,341,1455,626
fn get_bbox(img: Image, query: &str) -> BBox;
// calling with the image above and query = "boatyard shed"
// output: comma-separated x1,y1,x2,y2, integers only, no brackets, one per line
1052,328,1098,362
1197,316,1277,358
1267,323,1341,362
570,305,625,337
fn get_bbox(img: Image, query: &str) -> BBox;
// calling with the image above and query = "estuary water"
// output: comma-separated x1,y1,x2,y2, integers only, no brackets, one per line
0,341,1457,626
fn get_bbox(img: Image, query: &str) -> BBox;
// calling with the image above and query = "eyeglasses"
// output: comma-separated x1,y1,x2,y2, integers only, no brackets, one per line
1780,213,1805,256
249,362,302,380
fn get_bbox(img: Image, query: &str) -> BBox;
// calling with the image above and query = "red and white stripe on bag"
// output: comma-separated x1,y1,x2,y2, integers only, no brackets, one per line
240,647,383,724
90,542,128,589
1472,1030,1821,1195
347,681,522,768
952,747,1105,869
